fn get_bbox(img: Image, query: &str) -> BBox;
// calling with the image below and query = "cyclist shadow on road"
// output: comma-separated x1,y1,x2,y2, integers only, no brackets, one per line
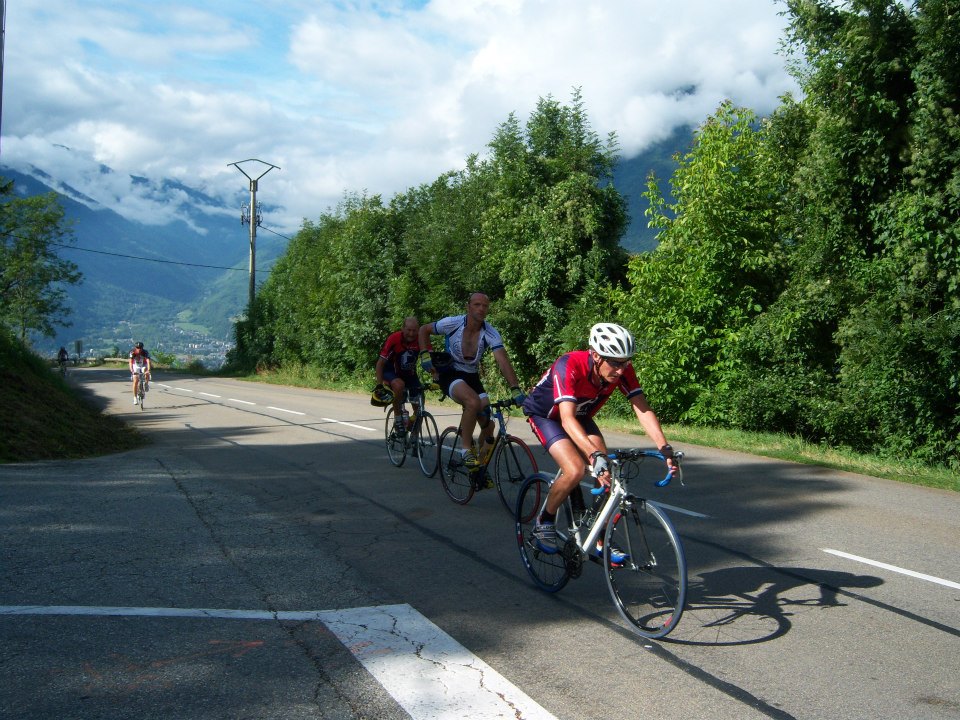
667,565,883,646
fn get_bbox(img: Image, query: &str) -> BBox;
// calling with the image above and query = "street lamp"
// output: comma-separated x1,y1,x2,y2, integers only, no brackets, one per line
228,158,280,314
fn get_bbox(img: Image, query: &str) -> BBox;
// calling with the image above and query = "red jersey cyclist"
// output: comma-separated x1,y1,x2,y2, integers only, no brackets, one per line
521,322,677,562
375,316,423,432
129,342,152,404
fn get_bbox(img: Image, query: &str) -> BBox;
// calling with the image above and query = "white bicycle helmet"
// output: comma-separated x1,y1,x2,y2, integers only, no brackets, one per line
589,323,635,360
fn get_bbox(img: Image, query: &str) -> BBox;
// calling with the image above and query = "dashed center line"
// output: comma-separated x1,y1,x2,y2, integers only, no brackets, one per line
267,406,306,416
198,392,221,398
323,417,377,431
227,398,256,405
174,387,193,392
823,548,960,590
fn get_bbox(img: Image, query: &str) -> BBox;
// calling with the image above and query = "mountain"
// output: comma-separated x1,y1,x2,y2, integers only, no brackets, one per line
3,127,691,361
1,165,288,363
612,124,693,254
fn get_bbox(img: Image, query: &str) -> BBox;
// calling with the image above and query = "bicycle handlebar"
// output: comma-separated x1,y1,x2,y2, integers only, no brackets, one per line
589,448,685,492
489,398,521,413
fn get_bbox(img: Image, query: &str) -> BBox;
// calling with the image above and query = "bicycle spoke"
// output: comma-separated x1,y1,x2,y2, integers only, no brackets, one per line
438,427,474,504
492,435,538,518
384,408,407,467
516,473,569,592
604,499,687,639
415,411,440,478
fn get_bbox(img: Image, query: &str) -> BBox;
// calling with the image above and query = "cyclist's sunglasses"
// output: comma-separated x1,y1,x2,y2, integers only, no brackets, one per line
600,356,629,369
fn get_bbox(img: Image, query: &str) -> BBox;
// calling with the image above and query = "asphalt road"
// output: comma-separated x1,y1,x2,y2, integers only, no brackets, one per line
1,368,958,719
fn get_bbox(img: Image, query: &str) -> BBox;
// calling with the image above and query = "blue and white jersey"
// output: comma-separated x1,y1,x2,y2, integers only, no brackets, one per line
432,314,504,374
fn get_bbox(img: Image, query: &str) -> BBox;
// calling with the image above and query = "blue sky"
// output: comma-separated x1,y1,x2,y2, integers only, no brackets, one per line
1,0,799,233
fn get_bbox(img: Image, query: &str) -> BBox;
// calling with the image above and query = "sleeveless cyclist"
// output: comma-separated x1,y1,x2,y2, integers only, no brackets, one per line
433,314,504,373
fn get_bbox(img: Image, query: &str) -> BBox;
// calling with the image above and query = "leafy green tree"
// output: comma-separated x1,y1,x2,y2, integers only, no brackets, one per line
616,102,789,423
484,90,628,381
0,181,82,342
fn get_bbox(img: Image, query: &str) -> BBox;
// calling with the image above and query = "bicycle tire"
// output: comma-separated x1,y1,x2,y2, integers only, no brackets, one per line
384,408,407,467
414,411,440,478
438,426,474,504
515,472,569,592
492,435,538,517
604,498,687,639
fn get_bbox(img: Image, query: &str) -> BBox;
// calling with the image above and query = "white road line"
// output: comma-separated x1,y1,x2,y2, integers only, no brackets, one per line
575,482,709,519
823,548,960,590
267,406,306,416
227,398,256,405
155,383,171,388
174,387,193,392
198,392,221,398
0,603,556,720
651,501,710,519
322,417,377,431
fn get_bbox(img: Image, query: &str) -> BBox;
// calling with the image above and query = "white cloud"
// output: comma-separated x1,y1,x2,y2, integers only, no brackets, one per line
1,0,800,234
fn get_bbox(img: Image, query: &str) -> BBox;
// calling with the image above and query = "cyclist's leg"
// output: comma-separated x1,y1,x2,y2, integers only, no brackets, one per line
386,372,407,425
537,433,594,516
448,379,482,453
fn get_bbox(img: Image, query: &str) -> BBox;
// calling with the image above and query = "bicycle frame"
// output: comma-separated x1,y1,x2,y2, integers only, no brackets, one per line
544,449,683,561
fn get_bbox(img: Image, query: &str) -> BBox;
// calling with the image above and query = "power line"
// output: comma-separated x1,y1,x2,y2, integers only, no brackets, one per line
49,240,257,271
48,236,289,273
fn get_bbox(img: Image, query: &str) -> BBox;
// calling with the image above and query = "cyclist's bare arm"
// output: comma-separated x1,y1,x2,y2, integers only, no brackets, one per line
630,393,675,472
491,347,521,390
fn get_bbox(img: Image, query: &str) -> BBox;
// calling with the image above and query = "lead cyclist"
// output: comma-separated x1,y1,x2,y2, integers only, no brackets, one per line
129,342,152,404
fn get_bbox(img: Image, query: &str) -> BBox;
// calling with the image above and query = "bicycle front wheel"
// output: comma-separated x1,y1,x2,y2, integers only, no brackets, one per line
384,408,407,467
516,472,569,592
604,498,687,639
438,426,474,504
414,411,440,478
492,435,538,517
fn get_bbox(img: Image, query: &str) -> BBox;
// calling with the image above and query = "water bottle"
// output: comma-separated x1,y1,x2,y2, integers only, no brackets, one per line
401,408,411,429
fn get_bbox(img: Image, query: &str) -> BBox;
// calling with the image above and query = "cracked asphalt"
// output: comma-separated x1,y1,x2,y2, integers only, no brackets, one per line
2,368,958,720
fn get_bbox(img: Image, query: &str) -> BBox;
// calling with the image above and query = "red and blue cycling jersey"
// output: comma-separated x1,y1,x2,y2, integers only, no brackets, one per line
522,350,645,419
378,331,420,378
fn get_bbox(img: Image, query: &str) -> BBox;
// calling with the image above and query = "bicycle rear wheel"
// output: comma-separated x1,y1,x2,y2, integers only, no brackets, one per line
438,426,474,504
384,408,407,467
515,472,569,592
604,498,687,639
414,411,440,478
492,435,538,517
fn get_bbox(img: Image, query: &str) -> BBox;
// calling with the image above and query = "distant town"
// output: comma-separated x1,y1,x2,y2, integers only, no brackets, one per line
45,321,234,369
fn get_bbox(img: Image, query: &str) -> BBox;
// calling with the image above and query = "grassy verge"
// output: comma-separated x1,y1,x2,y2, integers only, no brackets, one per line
0,335,147,463
231,364,959,493
600,418,959,493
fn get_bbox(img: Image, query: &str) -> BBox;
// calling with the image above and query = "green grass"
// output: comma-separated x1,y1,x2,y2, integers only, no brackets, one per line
0,334,147,463
600,418,959,493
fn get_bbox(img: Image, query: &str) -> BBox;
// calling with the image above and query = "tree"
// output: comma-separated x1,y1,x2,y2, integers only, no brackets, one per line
616,102,789,423
0,181,82,342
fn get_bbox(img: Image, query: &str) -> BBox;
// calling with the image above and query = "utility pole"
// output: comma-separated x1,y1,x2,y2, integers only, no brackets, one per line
228,159,280,315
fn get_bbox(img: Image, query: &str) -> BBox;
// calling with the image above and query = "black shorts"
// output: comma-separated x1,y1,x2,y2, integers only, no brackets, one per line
526,414,602,450
384,370,422,397
439,369,486,399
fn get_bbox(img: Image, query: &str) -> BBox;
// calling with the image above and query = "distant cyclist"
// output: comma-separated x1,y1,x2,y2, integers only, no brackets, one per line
375,316,423,432
419,292,525,470
57,346,69,374
521,322,676,560
129,342,152,405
